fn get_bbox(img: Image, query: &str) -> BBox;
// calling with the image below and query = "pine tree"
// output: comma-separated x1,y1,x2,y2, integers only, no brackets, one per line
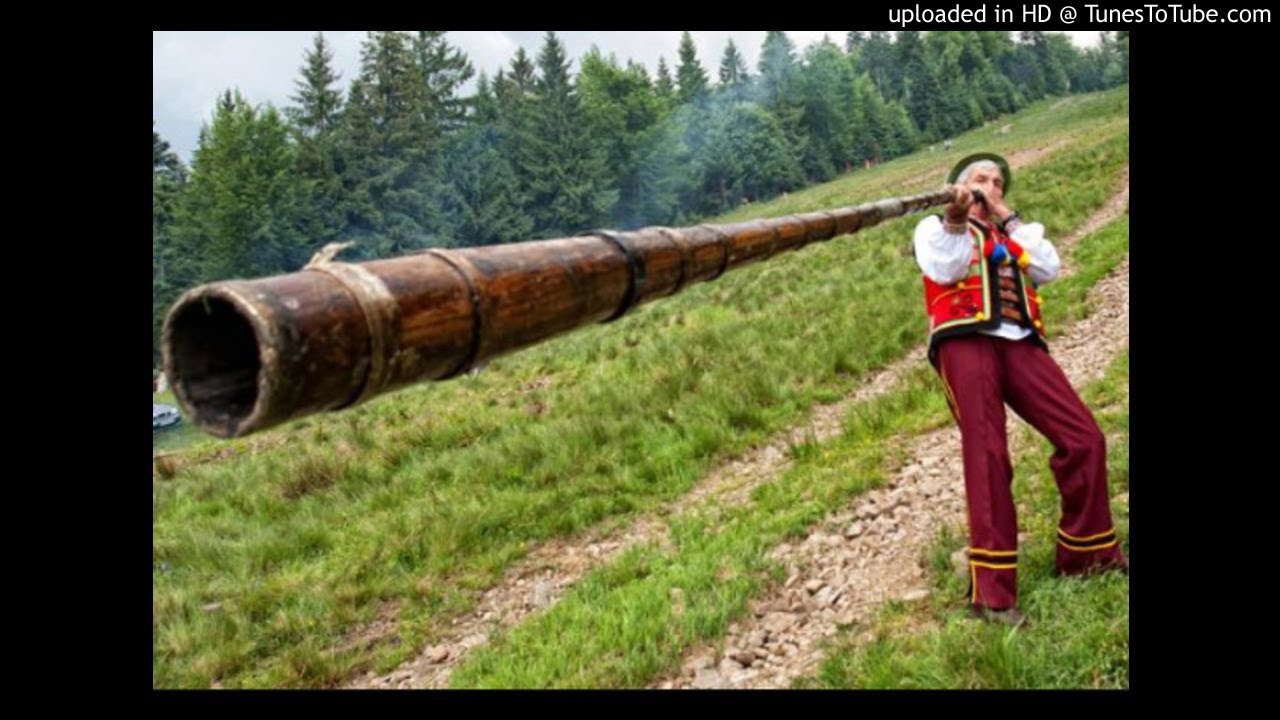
1009,32,1048,100
288,32,343,138
845,74,881,164
488,49,541,229
334,79,382,246
287,32,346,256
692,101,802,214
655,56,676,105
675,32,709,104
336,31,450,256
1042,33,1076,95
1097,32,1127,87
849,74,910,163
152,124,188,365
578,48,664,228
472,72,499,123
632,120,682,225
153,123,185,181
756,31,798,110
172,90,306,282
442,121,533,246
885,100,918,158
857,32,900,100
933,49,978,138
412,30,475,133
845,31,866,54
797,37,852,182
445,72,529,245
520,32,618,237
756,31,807,177
898,31,942,139
718,38,748,88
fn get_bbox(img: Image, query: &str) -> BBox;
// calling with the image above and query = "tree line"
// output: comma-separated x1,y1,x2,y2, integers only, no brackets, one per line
153,30,1129,365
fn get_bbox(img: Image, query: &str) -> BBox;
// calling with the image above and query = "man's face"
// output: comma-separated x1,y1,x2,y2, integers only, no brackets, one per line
964,166,1005,219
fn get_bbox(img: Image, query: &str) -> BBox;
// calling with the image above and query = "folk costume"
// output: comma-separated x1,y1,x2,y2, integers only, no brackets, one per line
913,153,1128,612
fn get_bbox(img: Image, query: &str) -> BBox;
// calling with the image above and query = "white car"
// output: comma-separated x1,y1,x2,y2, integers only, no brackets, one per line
153,403,182,430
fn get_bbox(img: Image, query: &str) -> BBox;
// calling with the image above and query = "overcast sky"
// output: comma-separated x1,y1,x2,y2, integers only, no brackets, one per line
154,31,1101,164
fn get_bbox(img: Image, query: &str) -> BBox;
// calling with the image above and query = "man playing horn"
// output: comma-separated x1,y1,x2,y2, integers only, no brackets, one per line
912,153,1128,627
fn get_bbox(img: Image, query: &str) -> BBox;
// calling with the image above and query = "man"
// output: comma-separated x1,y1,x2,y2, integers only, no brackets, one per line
913,153,1128,627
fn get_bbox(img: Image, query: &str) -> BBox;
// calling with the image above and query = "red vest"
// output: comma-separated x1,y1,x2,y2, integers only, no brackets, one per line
923,216,1047,365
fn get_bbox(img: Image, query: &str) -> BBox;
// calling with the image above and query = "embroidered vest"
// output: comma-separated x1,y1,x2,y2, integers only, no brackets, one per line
922,217,1047,365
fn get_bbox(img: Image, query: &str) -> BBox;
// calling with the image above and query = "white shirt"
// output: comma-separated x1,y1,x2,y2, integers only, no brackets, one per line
913,214,1060,341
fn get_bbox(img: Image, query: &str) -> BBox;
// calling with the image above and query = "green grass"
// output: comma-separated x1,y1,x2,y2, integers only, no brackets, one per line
153,86,1129,688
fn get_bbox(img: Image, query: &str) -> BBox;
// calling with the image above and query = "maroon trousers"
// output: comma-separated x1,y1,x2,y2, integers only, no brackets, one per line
935,333,1127,610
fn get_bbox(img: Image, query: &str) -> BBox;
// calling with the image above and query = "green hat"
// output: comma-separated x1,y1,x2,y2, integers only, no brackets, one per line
948,152,1012,193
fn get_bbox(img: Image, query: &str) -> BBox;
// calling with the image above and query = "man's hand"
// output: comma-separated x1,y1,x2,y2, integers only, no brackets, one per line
945,184,973,223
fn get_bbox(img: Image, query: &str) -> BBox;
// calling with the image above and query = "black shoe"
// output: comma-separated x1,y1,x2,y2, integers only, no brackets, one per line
970,605,1027,628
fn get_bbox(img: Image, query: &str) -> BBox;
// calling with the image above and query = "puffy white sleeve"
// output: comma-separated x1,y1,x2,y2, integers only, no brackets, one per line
1009,222,1060,285
913,215,972,285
